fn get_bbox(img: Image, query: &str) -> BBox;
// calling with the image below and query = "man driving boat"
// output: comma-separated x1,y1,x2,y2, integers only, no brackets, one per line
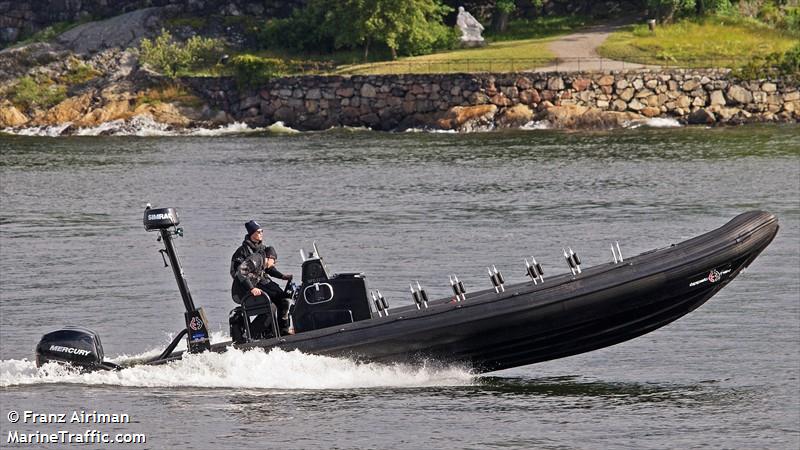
231,246,294,336
230,220,266,278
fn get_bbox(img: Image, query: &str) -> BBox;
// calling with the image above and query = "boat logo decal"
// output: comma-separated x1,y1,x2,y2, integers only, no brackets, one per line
49,345,91,356
689,268,731,287
189,316,204,331
148,213,173,221
707,270,722,283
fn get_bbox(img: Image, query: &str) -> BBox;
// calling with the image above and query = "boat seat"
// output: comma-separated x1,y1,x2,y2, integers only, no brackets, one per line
241,295,281,340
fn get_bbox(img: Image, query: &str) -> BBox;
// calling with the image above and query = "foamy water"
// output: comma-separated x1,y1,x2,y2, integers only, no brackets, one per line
2,115,681,136
626,117,683,129
2,116,275,137
0,330,474,390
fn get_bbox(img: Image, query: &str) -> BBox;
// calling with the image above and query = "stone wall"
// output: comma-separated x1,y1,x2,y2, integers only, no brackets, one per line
183,70,799,131
0,0,304,44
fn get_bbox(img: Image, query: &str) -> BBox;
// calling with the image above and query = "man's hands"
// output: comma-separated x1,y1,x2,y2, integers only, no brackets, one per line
283,274,293,281
250,287,263,296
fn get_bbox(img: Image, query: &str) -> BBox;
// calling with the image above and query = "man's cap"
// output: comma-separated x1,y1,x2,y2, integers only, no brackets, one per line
245,220,261,235
264,246,278,260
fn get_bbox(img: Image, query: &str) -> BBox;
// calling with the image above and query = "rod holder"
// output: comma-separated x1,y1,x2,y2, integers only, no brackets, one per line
525,257,544,284
410,281,429,309
488,265,505,293
563,247,582,275
449,275,466,302
371,290,383,317
377,289,389,315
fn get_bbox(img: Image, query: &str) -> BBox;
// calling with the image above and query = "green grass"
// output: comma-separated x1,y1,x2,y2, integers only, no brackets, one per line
598,17,798,68
335,38,554,75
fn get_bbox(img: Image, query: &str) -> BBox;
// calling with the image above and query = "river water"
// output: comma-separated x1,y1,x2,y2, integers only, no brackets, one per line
1,125,798,449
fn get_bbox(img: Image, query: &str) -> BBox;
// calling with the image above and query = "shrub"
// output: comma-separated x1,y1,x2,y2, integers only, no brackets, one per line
139,29,225,78
228,54,288,87
700,0,734,15
136,83,204,108
735,42,800,78
11,76,66,110
60,58,101,85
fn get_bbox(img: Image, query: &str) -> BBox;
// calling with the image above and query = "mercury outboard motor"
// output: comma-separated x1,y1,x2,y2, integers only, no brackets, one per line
34,205,211,372
35,326,120,371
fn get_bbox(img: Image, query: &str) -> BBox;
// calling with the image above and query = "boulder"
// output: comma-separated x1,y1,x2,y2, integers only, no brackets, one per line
80,99,133,126
0,102,29,127
597,75,614,86
641,106,661,117
717,107,741,121
496,104,533,128
709,90,726,106
727,85,753,104
627,99,646,111
34,93,93,125
135,102,191,127
56,8,163,54
572,78,591,91
688,108,715,125
490,94,513,106
541,104,641,129
547,77,565,91
682,79,701,91
360,83,377,98
436,104,498,131
784,91,799,102
761,82,777,93
619,87,635,101
611,99,628,111
519,89,541,105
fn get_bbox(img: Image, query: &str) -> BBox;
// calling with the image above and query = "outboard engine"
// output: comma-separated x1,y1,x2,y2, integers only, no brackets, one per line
35,326,120,371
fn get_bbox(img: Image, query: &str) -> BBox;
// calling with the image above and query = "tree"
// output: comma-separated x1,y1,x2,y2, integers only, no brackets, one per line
262,0,453,60
493,0,516,33
321,0,452,60
647,0,697,23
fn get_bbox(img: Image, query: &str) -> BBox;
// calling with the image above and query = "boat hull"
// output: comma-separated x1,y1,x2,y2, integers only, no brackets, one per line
185,211,778,373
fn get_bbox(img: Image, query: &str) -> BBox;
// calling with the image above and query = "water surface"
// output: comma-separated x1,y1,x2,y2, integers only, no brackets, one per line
1,126,798,449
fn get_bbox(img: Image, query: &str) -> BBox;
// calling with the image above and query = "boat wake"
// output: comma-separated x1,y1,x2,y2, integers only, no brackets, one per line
1,332,474,390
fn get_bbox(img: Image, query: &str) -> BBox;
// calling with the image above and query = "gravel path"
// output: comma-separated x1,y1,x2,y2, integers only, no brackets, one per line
534,22,657,72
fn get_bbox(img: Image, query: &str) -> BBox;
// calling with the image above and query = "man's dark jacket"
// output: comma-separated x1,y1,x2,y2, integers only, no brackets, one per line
230,236,265,278
231,251,287,304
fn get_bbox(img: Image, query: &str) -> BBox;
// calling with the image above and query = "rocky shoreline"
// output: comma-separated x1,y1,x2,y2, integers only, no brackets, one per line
184,69,798,132
1,40,797,134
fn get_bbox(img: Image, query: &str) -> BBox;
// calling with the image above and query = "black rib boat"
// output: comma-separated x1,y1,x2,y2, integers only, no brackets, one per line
35,207,779,373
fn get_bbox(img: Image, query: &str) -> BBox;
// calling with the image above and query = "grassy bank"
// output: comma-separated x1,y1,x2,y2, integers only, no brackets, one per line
335,39,554,75
333,17,597,75
598,17,798,68
249,16,587,76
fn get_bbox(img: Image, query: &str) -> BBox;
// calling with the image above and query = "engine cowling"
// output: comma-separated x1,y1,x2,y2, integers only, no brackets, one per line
35,326,119,371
